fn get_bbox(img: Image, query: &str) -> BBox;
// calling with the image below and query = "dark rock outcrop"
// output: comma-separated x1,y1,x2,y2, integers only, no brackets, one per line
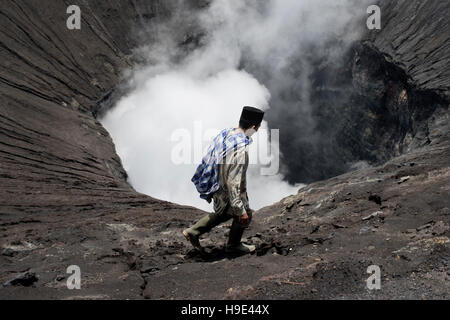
3,271,38,287
263,0,450,183
0,0,448,299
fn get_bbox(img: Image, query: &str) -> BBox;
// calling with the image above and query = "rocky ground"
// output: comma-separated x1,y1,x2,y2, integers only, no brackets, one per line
0,0,449,299
1,136,449,299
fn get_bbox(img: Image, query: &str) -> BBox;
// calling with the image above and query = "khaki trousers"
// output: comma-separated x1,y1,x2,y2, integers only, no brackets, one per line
187,204,252,247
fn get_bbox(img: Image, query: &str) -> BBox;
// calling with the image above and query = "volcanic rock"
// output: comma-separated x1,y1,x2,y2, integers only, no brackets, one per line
0,0,448,299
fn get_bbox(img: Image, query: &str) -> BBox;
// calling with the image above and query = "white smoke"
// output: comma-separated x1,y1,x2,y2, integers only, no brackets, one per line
100,0,369,211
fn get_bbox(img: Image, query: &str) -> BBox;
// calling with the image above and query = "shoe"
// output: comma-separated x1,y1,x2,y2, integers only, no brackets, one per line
225,242,256,254
182,229,202,251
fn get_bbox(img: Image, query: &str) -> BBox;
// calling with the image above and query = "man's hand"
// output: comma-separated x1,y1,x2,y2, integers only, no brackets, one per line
239,212,250,225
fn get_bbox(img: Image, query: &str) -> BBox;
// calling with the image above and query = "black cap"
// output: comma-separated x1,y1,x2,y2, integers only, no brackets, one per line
240,106,265,127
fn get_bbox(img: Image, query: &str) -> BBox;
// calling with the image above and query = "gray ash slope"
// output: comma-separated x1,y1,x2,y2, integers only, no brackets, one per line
0,0,449,299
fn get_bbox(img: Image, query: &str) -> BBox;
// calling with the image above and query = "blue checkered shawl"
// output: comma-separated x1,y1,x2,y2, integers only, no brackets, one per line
191,128,252,203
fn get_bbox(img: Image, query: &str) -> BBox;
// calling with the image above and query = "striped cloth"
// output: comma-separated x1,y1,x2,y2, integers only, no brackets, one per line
191,128,252,203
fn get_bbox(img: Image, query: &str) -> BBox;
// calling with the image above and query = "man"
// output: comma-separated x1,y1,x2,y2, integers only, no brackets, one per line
183,106,265,254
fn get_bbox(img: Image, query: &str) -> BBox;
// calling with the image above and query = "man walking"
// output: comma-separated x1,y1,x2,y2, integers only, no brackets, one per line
183,106,265,254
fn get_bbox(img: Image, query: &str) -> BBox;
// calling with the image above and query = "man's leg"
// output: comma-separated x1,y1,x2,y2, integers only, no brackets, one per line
188,212,230,237
226,210,255,252
183,211,231,249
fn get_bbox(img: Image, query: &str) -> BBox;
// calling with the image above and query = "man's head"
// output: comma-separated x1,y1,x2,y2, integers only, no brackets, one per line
239,106,265,137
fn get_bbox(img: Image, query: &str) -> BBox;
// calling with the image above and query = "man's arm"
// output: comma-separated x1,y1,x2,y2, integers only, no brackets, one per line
242,171,251,213
243,192,251,212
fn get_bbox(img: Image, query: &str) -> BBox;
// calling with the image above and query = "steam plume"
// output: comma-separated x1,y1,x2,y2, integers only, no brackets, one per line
100,0,370,210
